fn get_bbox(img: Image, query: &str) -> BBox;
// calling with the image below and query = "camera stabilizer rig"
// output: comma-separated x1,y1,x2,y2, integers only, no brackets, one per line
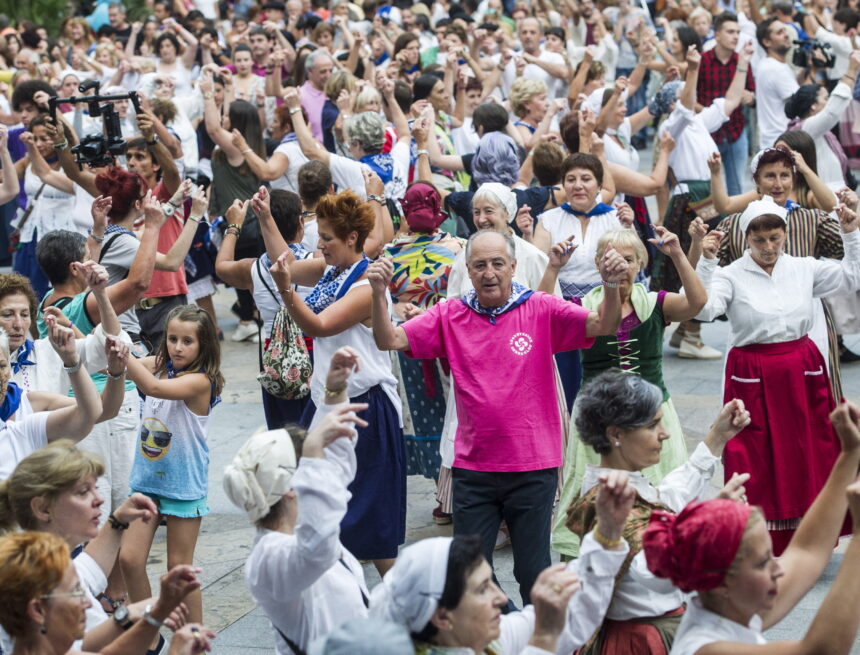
47,80,143,169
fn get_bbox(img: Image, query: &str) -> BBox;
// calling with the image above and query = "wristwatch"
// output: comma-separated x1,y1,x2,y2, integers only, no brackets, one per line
142,604,164,628
162,204,176,218
146,135,159,146
113,603,133,631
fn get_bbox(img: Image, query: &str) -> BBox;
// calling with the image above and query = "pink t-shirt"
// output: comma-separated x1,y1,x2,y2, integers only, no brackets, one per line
402,292,594,472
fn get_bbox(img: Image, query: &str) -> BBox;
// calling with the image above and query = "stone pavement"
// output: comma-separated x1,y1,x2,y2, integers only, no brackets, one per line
140,288,860,653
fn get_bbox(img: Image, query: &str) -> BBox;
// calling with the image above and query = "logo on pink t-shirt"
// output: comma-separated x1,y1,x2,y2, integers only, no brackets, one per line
509,332,534,356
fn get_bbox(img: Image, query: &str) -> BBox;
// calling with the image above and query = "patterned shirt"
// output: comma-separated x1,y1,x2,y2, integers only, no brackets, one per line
696,49,755,145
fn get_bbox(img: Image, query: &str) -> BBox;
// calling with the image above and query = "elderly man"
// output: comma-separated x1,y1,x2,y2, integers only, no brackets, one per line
369,229,627,606
301,50,335,142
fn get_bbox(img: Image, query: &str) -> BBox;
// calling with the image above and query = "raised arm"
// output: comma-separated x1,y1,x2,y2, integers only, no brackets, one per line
362,170,394,257
652,226,708,321
79,261,121,334
709,152,756,214
585,247,626,337
283,86,330,166
215,199,255,289
367,258,411,351
679,46,700,111
793,150,837,212
47,118,100,197
0,126,19,204
721,41,754,117
200,70,244,161
138,110,181,195
233,129,290,181
20,130,73,193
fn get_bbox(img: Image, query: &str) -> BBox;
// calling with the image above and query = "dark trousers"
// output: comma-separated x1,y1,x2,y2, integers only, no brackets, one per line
452,467,557,607
136,294,187,351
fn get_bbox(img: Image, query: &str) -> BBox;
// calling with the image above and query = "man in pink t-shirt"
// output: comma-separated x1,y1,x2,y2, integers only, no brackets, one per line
369,230,627,605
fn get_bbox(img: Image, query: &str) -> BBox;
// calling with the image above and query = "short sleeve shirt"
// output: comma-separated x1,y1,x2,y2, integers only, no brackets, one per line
0,411,51,479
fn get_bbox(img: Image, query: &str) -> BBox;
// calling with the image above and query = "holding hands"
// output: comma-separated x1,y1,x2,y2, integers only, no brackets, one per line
599,243,630,286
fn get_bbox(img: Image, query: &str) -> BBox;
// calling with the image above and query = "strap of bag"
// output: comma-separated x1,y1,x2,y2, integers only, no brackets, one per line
666,166,679,191
338,557,370,608
98,233,126,264
17,182,47,230
255,256,282,306
274,626,307,655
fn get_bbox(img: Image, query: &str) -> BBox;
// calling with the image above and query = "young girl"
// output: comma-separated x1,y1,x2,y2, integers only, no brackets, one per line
119,305,225,624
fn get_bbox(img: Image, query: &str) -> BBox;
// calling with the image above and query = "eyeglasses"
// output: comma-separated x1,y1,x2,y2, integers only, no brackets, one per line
141,426,172,447
41,582,87,602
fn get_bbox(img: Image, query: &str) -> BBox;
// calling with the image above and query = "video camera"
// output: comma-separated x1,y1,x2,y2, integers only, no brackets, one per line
792,38,836,70
47,80,142,169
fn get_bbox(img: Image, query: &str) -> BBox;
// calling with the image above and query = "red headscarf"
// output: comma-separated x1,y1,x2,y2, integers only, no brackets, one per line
401,182,446,234
643,499,752,593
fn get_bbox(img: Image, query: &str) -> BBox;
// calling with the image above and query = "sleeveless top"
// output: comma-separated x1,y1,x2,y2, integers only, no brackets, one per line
129,379,211,500
579,285,670,401
20,166,76,243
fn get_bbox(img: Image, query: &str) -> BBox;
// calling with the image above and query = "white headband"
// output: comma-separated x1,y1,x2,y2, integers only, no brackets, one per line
369,537,453,632
222,429,297,522
738,195,788,233
582,86,628,116
475,182,517,223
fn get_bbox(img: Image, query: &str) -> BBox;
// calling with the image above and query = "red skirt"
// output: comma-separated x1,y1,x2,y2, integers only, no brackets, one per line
723,337,842,549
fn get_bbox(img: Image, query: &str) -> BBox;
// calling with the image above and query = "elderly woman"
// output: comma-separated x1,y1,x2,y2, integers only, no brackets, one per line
543,226,707,558
0,530,208,655
384,183,464,488
552,370,750,654
267,188,402,577
642,401,860,655
287,80,411,203
510,78,561,152
696,197,860,554
707,146,845,395
223,347,370,655
370,473,636,655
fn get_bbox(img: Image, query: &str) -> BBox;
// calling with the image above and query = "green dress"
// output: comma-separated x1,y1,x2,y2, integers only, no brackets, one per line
552,284,688,557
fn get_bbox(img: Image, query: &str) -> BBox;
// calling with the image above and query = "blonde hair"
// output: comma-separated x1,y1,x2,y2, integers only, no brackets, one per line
355,85,382,113
509,78,547,118
94,44,119,66
0,532,70,638
688,7,712,26
324,70,356,103
594,228,647,272
0,440,105,533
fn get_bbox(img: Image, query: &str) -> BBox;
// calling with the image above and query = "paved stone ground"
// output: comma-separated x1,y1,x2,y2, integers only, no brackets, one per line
139,288,860,654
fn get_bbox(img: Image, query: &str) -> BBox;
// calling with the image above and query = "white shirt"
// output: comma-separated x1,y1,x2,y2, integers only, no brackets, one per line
580,442,720,621
670,596,766,655
245,408,370,655
796,82,852,187
662,100,729,183
74,551,110,651
603,119,638,204
329,140,410,200
0,408,50,479
495,532,631,655
695,229,860,347
754,57,799,150
813,28,860,81
270,139,309,193
501,48,569,100
537,206,622,298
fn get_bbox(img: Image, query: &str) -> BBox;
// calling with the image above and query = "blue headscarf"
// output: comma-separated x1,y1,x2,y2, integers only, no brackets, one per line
649,81,684,119
472,132,520,187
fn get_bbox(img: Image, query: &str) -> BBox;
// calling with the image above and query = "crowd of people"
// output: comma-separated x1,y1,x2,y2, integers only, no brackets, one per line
1,0,860,653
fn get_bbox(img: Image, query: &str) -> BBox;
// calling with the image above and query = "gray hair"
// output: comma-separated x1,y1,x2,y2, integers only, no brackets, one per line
464,229,516,263
305,49,333,72
347,111,385,154
472,131,519,187
574,369,663,455
108,2,126,12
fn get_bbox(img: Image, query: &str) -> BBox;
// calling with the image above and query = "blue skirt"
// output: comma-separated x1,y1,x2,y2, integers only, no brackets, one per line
301,384,406,559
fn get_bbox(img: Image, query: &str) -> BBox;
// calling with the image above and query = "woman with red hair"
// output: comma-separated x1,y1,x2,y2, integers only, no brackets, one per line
641,400,860,655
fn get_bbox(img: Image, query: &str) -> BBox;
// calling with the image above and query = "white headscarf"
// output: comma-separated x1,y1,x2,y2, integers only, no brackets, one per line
474,183,517,224
222,429,297,522
369,537,453,632
738,195,788,234
582,86,628,116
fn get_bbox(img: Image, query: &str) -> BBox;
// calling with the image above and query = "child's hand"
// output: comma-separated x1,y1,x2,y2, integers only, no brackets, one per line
325,346,361,394
105,335,130,378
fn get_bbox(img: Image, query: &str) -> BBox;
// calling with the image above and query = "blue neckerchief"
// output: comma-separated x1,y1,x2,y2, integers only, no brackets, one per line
561,202,614,218
360,153,394,185
0,381,23,420
784,199,801,212
288,242,310,259
12,340,35,374
280,132,298,145
374,52,390,67
514,120,536,134
460,281,534,325
305,255,370,314
165,361,221,408
789,21,810,41
104,223,137,237
405,64,420,74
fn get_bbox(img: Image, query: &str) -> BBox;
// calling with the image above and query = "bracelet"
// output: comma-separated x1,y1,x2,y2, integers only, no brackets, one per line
341,114,352,119
107,513,129,530
146,136,159,146
53,139,69,150
89,231,105,243
737,67,748,73
228,223,243,234
107,369,126,381
416,148,429,157
278,287,293,295
323,384,347,397
593,523,623,549
187,214,204,224
289,107,301,115
225,227,241,237
142,605,164,629
241,148,252,154
602,280,619,288
203,91,214,100
64,359,83,373
367,194,386,205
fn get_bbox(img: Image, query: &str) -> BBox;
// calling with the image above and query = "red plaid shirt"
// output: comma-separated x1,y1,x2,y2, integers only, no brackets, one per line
696,49,755,145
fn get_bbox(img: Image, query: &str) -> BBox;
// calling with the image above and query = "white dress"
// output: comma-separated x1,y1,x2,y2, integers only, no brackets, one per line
18,166,76,244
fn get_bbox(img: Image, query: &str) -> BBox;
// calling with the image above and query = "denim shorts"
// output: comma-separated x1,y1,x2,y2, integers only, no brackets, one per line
134,490,210,518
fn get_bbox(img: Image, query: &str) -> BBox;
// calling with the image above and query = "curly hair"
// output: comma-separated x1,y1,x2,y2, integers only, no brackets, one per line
509,78,548,118
346,111,385,154
561,152,604,187
315,190,376,252
0,273,38,320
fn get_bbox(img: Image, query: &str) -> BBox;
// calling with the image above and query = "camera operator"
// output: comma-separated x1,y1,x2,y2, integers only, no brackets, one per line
754,17,801,150
803,8,860,90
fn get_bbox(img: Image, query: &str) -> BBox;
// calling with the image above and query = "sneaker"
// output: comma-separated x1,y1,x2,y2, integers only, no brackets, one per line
230,322,259,342
668,324,685,349
494,529,511,550
677,336,722,360
840,346,860,364
432,505,452,525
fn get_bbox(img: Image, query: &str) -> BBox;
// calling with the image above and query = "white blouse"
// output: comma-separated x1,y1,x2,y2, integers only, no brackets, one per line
662,100,729,184
795,82,852,188
245,405,370,655
696,230,860,347
580,443,720,621
670,596,766,655
536,207,621,298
